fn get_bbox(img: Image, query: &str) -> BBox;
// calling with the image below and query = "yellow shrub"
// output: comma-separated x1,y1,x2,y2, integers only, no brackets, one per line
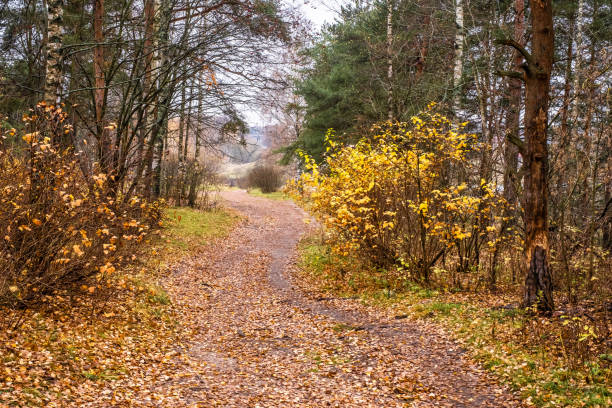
289,107,509,282
0,104,163,307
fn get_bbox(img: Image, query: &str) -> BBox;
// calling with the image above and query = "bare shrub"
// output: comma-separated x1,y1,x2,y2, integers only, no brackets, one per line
163,157,219,209
246,165,282,193
0,105,162,308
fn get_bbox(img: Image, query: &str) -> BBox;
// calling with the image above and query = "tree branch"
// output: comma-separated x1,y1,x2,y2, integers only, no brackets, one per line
495,70,525,81
507,133,526,156
495,38,534,67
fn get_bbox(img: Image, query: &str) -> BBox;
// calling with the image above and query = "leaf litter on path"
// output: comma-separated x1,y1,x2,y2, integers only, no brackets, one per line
137,190,526,407
0,191,527,407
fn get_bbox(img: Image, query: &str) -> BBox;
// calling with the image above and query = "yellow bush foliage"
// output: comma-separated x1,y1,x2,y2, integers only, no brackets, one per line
289,107,511,282
0,104,163,307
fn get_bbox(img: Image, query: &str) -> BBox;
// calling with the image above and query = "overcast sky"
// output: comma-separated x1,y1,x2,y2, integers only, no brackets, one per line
296,0,342,29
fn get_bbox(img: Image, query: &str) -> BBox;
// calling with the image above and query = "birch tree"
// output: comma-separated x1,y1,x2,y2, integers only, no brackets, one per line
386,0,393,121
452,0,463,113
43,0,64,105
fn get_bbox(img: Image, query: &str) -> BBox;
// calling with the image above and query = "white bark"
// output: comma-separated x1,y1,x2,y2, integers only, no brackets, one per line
44,0,64,104
571,0,585,127
453,0,464,113
386,0,393,121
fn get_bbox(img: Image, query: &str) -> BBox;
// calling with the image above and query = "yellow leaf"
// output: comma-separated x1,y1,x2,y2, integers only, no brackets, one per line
73,245,84,257
22,131,39,143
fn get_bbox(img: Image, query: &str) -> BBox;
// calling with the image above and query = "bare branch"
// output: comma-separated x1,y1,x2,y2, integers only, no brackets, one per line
507,133,526,156
495,70,525,81
495,38,534,67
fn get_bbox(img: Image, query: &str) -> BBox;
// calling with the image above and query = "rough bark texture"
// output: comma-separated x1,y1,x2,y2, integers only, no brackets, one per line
44,0,64,104
524,246,554,311
522,0,554,312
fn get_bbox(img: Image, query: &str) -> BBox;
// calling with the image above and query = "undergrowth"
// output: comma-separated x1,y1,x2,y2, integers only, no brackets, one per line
0,206,240,406
296,236,611,408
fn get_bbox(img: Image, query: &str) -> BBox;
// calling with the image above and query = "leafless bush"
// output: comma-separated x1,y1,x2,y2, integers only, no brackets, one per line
246,165,282,193
163,157,219,209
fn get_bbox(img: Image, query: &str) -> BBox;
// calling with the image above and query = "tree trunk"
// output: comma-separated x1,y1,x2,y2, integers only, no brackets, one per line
187,74,203,207
386,0,393,121
570,0,585,134
604,140,612,250
184,80,191,160
44,0,64,105
453,0,464,113
93,0,110,173
143,0,161,198
521,0,554,313
178,78,186,164
492,0,524,287
560,14,574,142
195,73,203,161
151,0,172,200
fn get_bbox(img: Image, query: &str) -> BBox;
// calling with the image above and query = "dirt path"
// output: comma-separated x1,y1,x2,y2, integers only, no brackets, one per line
145,190,525,407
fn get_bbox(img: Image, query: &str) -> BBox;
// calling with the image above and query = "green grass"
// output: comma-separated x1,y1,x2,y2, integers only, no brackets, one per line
300,241,332,275
296,239,612,408
247,188,288,200
147,286,171,305
164,207,241,252
412,301,463,317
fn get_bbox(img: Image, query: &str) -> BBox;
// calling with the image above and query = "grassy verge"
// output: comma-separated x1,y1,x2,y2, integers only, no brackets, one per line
0,206,240,406
163,207,241,255
247,187,288,200
296,236,611,408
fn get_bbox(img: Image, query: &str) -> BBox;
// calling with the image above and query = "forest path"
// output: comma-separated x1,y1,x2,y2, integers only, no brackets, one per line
147,190,523,407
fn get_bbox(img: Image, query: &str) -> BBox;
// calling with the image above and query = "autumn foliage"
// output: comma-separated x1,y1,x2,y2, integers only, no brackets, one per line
0,104,163,308
289,108,513,284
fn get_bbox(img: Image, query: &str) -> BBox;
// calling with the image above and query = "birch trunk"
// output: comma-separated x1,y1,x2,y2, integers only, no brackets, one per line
177,2,191,165
386,0,393,121
571,0,585,131
151,0,172,199
452,0,464,113
143,0,161,197
195,73,203,161
44,0,64,105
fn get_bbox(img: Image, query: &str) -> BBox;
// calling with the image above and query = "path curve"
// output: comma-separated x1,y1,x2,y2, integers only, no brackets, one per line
148,190,525,407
